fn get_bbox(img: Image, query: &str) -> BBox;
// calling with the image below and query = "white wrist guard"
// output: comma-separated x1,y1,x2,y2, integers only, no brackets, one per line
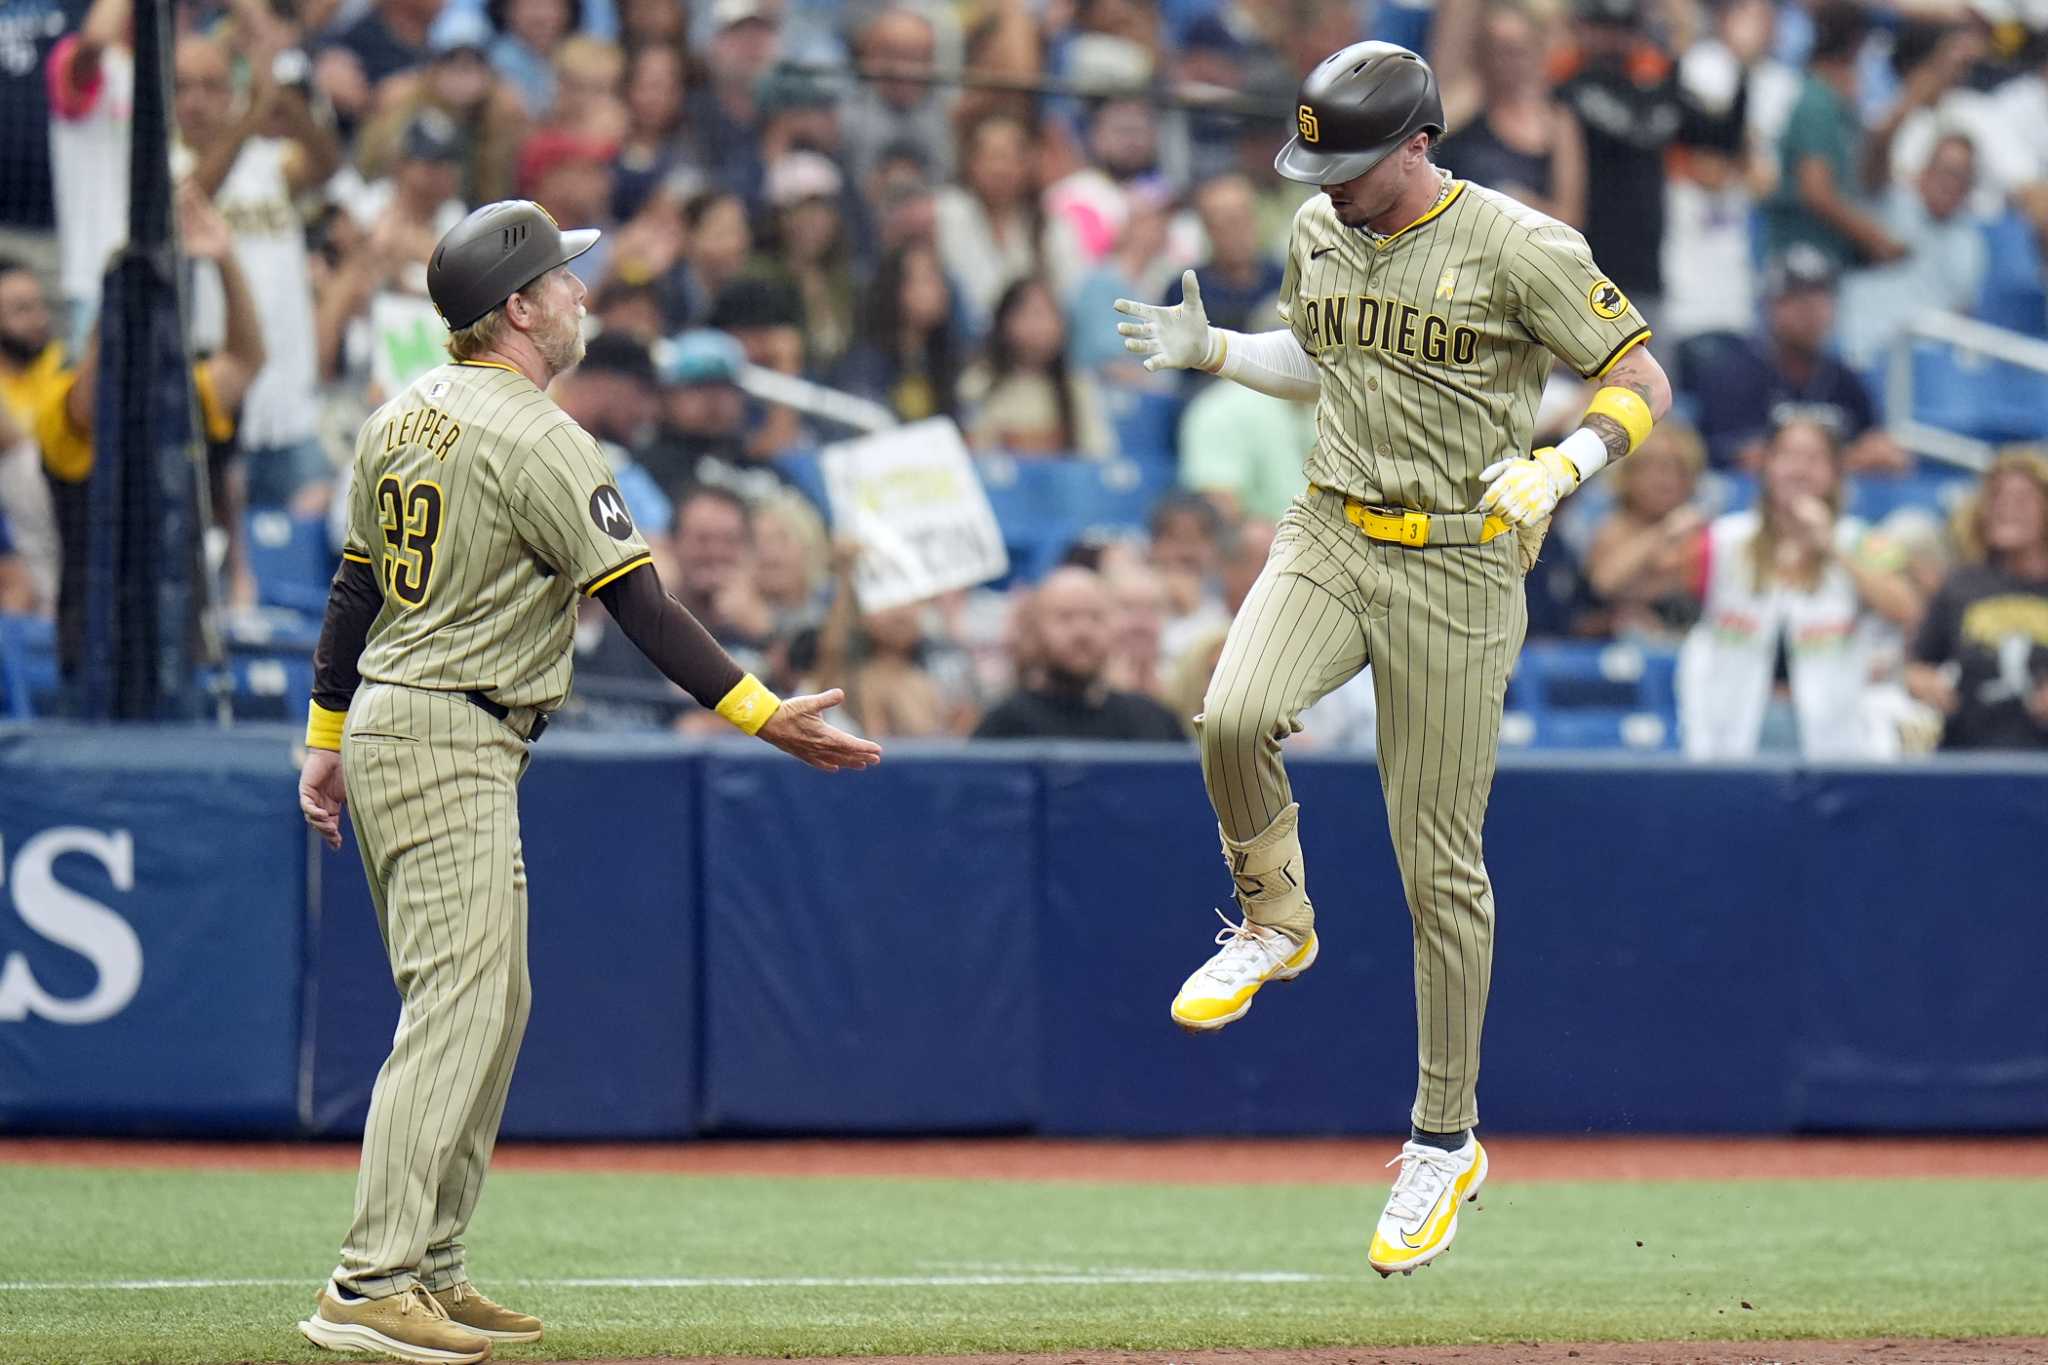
1556,426,1610,482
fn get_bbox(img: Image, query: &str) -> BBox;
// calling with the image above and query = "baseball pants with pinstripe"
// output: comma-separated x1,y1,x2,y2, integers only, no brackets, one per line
334,682,532,1297
1197,488,1527,1133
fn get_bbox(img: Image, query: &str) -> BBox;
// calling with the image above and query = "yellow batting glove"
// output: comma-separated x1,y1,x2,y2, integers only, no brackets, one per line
1477,447,1581,528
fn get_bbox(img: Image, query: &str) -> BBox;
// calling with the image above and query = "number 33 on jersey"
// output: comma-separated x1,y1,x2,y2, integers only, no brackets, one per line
339,360,653,714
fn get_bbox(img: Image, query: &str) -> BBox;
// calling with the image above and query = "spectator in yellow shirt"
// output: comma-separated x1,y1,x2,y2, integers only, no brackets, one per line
0,259,64,612
36,186,265,667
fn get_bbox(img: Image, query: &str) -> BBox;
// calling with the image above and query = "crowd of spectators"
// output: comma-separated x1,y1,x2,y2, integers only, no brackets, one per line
0,0,2043,751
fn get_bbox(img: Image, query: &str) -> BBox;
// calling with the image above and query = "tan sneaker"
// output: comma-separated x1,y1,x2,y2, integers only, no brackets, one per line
429,1282,543,1343
297,1283,492,1363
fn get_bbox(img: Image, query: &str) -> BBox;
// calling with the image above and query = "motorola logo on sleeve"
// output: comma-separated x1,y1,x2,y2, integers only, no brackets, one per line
588,485,635,540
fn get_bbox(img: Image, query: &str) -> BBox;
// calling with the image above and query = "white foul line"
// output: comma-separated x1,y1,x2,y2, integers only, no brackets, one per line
0,1269,1331,1294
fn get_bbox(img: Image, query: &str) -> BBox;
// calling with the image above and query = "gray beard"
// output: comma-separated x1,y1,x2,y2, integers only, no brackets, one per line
539,323,585,376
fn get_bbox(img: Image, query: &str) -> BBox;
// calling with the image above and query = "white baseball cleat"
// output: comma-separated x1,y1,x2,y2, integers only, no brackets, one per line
1368,1136,1488,1277
1169,910,1318,1031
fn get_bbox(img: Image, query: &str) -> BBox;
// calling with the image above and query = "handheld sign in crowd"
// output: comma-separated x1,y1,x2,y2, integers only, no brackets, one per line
369,293,452,398
820,419,1010,612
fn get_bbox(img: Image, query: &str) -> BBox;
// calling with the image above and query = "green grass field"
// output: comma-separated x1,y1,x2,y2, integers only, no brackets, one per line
2,1164,2044,1364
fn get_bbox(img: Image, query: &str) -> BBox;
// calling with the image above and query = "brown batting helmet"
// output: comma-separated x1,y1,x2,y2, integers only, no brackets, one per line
1274,42,1444,186
427,200,600,331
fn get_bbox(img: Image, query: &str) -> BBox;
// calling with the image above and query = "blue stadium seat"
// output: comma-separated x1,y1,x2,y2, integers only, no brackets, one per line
223,607,322,653
1508,640,1679,712
1504,642,1680,752
1162,0,1223,35
218,608,320,721
1906,343,1977,433
772,449,830,510
246,510,338,616
227,652,315,720
1500,707,1676,752
775,449,1172,586
1716,468,1974,523
1369,0,1434,51
0,613,59,720
1906,344,2048,443
1976,366,2048,443
1977,212,2047,339
1846,466,1977,522
1099,384,1186,469
977,455,1174,582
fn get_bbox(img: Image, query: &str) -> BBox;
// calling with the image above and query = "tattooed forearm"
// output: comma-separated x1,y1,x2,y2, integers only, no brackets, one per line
1585,413,1632,464
1601,347,1673,421
1571,346,1671,469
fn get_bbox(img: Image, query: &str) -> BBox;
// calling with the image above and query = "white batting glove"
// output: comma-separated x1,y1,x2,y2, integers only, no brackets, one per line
1113,269,1218,373
1477,447,1582,528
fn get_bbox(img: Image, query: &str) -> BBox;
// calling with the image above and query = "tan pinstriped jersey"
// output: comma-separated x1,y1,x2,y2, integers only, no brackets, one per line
1278,176,1650,512
342,359,652,712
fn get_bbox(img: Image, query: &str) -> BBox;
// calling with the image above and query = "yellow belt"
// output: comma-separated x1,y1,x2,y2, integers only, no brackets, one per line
1310,485,1510,548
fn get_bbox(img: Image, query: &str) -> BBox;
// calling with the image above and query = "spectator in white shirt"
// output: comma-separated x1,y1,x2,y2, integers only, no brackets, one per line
935,111,1081,333
1679,417,1921,757
45,0,132,342
1661,138,1774,344
1838,130,1989,368
174,31,343,508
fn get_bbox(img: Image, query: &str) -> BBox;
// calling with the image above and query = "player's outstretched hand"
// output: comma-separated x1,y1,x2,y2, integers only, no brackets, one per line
1477,447,1582,528
757,689,884,773
299,748,348,850
1114,270,1216,373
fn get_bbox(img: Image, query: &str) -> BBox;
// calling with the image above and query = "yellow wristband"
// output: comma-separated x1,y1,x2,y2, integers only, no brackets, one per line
305,700,347,752
1585,385,1655,455
715,673,782,736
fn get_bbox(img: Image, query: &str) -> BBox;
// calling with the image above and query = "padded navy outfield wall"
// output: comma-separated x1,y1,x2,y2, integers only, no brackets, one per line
1787,765,2048,1130
306,737,702,1139
698,749,1040,1133
1,726,2044,1137
1466,761,1808,1132
1035,757,1822,1134
0,728,305,1132
1037,752,1421,1136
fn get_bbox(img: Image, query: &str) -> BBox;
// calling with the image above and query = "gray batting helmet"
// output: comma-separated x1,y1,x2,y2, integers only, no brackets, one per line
1273,42,1445,186
427,200,600,331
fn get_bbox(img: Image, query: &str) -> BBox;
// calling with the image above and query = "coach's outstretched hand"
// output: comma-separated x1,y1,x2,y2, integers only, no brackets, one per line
758,689,884,773
299,749,348,850
1114,270,1216,373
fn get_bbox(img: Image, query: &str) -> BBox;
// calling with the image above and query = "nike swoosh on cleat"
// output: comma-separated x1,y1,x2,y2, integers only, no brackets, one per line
1399,1189,1453,1249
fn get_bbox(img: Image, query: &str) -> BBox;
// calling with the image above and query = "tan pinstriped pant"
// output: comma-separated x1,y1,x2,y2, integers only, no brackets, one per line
334,683,532,1297
1198,490,1527,1132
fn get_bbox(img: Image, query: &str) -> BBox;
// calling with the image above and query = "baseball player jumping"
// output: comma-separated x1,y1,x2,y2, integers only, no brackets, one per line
1116,43,1671,1277
295,201,880,1364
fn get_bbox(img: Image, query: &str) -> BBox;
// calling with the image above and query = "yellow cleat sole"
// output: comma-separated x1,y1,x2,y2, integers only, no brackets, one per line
1170,933,1320,1033
1368,1143,1489,1278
